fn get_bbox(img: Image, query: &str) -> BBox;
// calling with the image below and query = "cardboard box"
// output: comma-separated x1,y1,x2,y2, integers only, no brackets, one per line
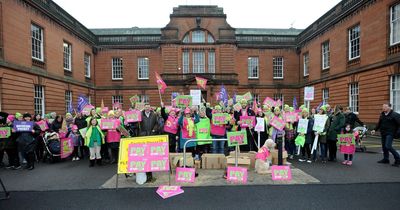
194,160,201,169
270,150,288,165
226,156,251,169
201,154,226,169
229,151,257,169
169,153,194,169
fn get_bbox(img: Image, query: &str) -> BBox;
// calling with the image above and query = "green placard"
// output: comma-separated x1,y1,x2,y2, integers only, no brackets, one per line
176,95,192,108
337,134,355,146
0,127,11,138
227,130,248,147
243,92,253,101
212,113,228,125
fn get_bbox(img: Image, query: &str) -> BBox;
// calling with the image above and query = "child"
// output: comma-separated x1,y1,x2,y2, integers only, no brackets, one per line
341,124,356,166
68,125,80,161
85,118,105,167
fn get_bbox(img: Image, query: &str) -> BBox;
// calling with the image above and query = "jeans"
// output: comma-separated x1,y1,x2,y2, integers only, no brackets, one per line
381,134,400,161
212,135,225,154
320,143,327,160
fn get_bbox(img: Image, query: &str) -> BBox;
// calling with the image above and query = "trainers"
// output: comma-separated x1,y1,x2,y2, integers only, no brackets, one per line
377,159,390,164
13,166,22,170
342,160,348,165
306,160,312,163
72,157,76,161
298,158,306,162
346,161,353,166
75,157,80,161
5,165,14,170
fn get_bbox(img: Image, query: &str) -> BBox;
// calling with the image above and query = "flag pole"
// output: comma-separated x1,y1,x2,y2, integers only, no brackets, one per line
157,87,163,104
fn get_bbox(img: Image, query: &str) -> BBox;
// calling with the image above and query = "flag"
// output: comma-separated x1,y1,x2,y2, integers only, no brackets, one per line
219,85,228,106
155,72,167,94
317,102,323,111
77,95,89,113
101,99,105,109
195,76,208,90
68,100,74,114
293,97,298,110
252,97,258,112
233,92,237,104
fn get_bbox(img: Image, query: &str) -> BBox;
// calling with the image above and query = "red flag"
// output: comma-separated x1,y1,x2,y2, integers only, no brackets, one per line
195,76,208,90
252,97,258,112
155,72,167,94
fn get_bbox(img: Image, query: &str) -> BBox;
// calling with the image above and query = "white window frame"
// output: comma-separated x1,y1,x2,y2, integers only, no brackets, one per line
192,51,205,73
322,41,330,69
348,25,360,60
84,53,91,78
65,90,72,113
349,83,359,113
182,50,189,73
208,51,215,73
34,85,45,116
112,57,123,80
248,57,259,79
31,24,44,61
139,95,149,103
303,53,309,76
391,75,400,113
273,57,284,79
63,42,72,71
391,3,400,46
207,34,215,43
138,57,149,80
322,88,329,105
192,30,205,43
273,93,284,108
112,95,123,105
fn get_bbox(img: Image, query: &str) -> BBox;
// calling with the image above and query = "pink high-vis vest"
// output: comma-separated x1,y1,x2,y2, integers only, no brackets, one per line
211,122,226,136
164,116,178,134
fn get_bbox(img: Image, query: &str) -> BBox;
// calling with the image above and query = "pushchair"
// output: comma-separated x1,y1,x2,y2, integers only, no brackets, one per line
354,126,368,152
42,132,62,163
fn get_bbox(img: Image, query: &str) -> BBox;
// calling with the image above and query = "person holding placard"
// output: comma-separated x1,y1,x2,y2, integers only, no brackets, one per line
196,106,212,157
85,118,105,167
340,124,357,166
105,111,121,164
327,105,345,162
268,107,285,142
178,107,199,152
255,108,268,147
298,109,314,163
74,112,88,159
208,105,227,154
284,107,296,160
314,106,329,163
234,99,256,151
160,102,179,153
33,113,47,162
67,125,81,161
1,114,20,169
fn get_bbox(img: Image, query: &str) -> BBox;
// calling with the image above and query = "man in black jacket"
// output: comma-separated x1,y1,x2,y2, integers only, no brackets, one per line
371,103,400,167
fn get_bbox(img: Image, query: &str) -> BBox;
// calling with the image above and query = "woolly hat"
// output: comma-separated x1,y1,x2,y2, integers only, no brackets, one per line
7,115,15,122
289,107,294,112
23,113,32,119
66,113,72,118
240,99,247,105
284,104,290,110
302,108,309,113
214,105,222,110
184,107,191,114
320,105,327,112
15,112,22,119
72,125,78,131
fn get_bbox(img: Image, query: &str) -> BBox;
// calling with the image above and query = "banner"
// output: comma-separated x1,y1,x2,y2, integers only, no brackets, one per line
304,86,314,101
124,110,142,123
297,119,309,134
190,90,202,106
239,116,255,128
100,119,118,130
271,165,292,181
285,112,298,123
233,103,242,112
175,95,192,108
243,92,252,101
313,114,328,133
227,166,248,183
60,138,73,159
227,130,248,147
13,121,34,132
175,167,196,183
36,120,49,131
156,185,184,199
255,117,265,132
129,95,140,104
195,76,207,90
118,135,169,174
0,127,11,138
212,113,229,125
270,116,285,131
82,104,95,116
338,134,356,154
263,97,276,107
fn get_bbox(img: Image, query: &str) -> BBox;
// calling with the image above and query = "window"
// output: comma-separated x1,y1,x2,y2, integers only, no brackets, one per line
182,50,189,73
348,25,360,60
31,24,44,61
112,95,123,105
208,34,215,43
139,95,149,103
192,51,205,73
273,93,284,108
84,53,91,78
34,85,45,116
322,41,330,69
65,90,72,113
208,51,215,73
192,30,205,43
248,57,259,79
112,58,123,80
303,53,309,76
138,57,149,79
63,42,72,71
273,57,284,79
183,30,214,43
322,88,329,105
391,3,400,45
391,75,400,112
349,83,359,113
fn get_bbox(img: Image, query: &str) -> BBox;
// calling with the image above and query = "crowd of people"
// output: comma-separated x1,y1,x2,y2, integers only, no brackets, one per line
1,98,399,176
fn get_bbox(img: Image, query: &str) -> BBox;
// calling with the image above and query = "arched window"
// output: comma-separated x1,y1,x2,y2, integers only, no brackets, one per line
182,29,215,43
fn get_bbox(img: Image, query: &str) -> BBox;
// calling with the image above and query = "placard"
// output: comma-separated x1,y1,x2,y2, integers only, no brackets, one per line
124,110,142,123
263,97,276,107
239,116,256,128
100,119,118,130
60,138,73,159
118,135,169,174
0,127,11,138
36,120,49,131
233,103,242,112
156,186,184,199
227,130,248,147
129,95,140,104
227,166,248,183
102,107,109,114
190,90,202,106
269,116,285,131
13,121,34,132
175,167,196,183
297,119,309,134
235,95,243,103
243,92,252,101
135,102,145,111
338,134,356,154
313,114,328,133
212,113,228,125
304,86,314,101
255,117,265,132
79,127,87,137
285,112,298,123
175,95,192,108
271,165,292,181
82,105,95,116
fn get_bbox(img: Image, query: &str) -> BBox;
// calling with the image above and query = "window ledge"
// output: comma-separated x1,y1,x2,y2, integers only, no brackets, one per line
273,78,284,80
32,59,46,69
138,78,149,81
64,69,72,76
347,58,360,66
112,78,123,81
248,77,259,80
322,67,330,71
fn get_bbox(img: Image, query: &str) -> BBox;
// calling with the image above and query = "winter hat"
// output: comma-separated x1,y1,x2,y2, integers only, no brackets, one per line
7,115,15,122
184,107,191,114
302,108,309,113
240,99,247,105
289,107,294,112
72,125,78,131
23,113,32,119
320,105,327,112
214,105,222,110
66,113,72,118
15,112,22,119
284,104,290,110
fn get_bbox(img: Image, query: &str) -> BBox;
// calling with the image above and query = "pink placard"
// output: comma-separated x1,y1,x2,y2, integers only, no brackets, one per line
148,157,169,172
147,142,169,157
156,186,184,199
100,119,118,130
263,97,276,107
239,116,256,128
271,165,292,181
270,116,285,131
36,120,49,131
128,144,147,158
102,107,109,114
82,105,95,116
175,167,196,183
127,157,148,173
124,110,142,123
227,166,248,183
285,112,298,123
60,138,73,159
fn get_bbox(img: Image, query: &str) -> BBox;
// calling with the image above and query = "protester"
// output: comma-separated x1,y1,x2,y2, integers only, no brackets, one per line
234,99,256,151
85,118,104,167
33,113,46,161
68,125,81,161
105,110,121,164
341,124,356,166
195,106,212,158
327,105,345,162
160,102,179,152
315,106,329,163
299,108,314,163
208,105,227,154
51,115,63,133
344,107,364,129
74,112,87,159
371,103,400,167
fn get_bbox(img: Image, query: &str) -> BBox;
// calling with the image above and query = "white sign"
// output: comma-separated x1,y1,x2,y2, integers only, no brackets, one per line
304,86,314,101
313,114,328,133
297,119,309,134
190,90,202,106
255,117,265,132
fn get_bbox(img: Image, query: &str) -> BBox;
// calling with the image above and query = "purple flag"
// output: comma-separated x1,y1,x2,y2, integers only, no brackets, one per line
219,85,228,106
77,95,89,113
293,97,298,110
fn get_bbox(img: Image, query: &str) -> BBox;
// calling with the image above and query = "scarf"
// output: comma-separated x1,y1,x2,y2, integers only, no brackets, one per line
186,117,195,137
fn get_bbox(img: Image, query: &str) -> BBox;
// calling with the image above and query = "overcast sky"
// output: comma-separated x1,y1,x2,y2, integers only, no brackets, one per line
53,0,342,29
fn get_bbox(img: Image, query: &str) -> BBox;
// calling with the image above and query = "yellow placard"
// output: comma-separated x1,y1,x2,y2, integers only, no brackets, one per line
117,135,169,174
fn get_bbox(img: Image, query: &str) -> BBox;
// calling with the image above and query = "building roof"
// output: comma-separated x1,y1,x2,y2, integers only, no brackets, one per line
90,27,162,35
235,28,303,36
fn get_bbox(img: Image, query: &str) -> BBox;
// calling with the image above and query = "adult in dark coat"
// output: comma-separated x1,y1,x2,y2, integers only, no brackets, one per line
74,112,88,158
234,99,256,151
327,105,345,161
344,107,364,129
51,115,63,133
371,103,400,167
